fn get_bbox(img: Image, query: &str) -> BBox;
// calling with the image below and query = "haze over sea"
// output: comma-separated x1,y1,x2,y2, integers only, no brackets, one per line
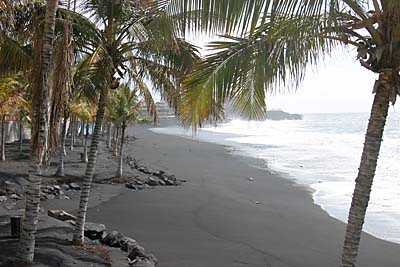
151,112,400,244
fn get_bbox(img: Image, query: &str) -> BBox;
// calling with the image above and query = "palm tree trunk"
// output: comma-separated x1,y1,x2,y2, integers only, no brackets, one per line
1,115,5,162
61,116,69,156
18,114,23,152
79,120,84,138
70,116,75,151
91,120,95,135
16,0,58,264
79,121,83,146
111,124,116,151
73,85,108,245
116,121,126,177
56,116,67,177
106,123,111,148
114,126,119,156
83,121,89,163
62,119,68,157
340,69,394,267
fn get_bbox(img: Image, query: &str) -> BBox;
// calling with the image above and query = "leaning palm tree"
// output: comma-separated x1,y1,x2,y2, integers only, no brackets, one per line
174,1,400,267
72,0,199,245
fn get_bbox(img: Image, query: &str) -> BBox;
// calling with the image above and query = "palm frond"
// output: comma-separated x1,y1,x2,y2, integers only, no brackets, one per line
47,21,74,157
127,69,158,123
0,36,31,75
0,76,28,116
165,0,270,35
165,0,343,36
107,84,141,125
70,96,97,121
74,44,113,98
57,7,102,52
179,14,338,128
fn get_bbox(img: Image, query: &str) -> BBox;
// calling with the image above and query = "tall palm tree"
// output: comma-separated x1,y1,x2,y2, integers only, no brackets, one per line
1,1,91,263
173,1,400,267
15,0,59,264
72,0,199,244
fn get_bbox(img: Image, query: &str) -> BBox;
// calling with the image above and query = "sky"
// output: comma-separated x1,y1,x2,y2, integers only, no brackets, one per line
266,49,378,114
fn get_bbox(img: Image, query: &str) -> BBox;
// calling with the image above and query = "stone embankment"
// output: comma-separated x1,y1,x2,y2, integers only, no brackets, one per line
48,209,159,267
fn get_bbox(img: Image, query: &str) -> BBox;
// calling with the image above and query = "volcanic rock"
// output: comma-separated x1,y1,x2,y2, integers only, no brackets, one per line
84,222,106,240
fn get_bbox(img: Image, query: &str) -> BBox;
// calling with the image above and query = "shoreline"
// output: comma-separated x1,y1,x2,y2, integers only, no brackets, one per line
150,119,400,246
87,124,400,267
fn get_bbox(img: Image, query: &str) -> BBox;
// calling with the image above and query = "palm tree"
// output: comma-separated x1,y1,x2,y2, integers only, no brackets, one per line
14,0,59,264
1,1,89,263
107,85,142,177
72,0,199,245
18,107,30,152
69,115,76,150
106,93,121,156
0,114,5,161
56,95,92,177
113,126,120,156
105,121,112,148
172,1,400,267
55,112,68,176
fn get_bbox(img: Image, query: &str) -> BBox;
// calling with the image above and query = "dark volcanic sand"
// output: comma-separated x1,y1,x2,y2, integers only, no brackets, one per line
87,125,400,267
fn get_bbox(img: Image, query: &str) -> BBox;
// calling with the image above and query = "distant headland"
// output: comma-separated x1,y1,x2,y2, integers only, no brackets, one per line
224,104,303,121
266,110,303,120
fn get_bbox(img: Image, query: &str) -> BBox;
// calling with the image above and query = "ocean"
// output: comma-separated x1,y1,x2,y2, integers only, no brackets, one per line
150,112,400,244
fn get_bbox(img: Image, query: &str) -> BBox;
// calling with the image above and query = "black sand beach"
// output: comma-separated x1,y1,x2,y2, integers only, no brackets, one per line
1,124,399,266
86,125,400,267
